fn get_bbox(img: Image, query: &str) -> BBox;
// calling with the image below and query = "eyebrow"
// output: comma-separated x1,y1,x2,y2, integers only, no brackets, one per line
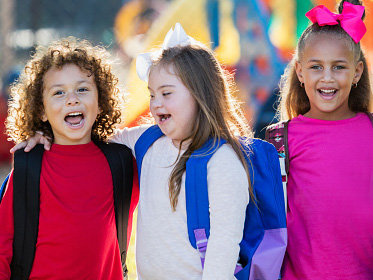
148,84,176,91
307,59,348,63
46,80,92,91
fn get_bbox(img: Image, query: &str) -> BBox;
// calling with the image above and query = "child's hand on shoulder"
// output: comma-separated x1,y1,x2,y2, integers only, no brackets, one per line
10,132,51,153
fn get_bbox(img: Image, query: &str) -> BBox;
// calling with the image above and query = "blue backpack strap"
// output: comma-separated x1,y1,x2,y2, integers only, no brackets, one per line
0,173,10,203
185,138,226,268
134,125,165,183
235,139,287,280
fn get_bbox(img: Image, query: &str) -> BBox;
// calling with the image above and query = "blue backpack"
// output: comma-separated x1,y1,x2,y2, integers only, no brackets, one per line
0,173,9,202
134,125,287,280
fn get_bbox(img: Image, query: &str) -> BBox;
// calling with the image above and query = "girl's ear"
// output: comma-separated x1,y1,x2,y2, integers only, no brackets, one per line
353,61,364,83
295,61,304,83
41,112,48,122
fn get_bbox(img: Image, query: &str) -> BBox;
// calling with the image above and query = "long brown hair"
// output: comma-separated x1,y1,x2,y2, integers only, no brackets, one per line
277,0,372,120
6,37,124,143
149,43,254,210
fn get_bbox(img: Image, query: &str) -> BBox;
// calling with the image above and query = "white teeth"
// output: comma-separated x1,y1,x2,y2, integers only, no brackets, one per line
160,115,170,121
320,89,335,93
67,112,82,117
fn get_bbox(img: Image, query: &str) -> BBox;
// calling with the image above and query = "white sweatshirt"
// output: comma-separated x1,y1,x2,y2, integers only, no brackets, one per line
111,126,249,280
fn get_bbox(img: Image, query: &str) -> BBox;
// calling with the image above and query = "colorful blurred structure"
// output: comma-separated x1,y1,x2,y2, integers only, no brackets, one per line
0,0,125,165
115,0,373,137
0,67,20,164
1,0,373,157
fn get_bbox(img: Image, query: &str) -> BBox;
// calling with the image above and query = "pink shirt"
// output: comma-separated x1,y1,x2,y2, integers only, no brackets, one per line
283,113,373,279
0,142,124,280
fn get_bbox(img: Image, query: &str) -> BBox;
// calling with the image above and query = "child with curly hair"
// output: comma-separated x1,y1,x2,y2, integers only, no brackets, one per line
0,37,138,279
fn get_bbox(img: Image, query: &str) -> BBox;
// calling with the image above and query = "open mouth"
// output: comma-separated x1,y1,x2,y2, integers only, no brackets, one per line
65,112,84,127
318,89,337,99
159,114,171,122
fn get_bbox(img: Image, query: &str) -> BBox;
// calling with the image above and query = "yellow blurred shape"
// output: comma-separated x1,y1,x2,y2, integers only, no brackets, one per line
118,0,240,126
268,0,296,50
114,1,142,45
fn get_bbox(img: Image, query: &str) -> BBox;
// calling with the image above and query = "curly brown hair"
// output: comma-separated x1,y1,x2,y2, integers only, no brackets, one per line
6,36,124,143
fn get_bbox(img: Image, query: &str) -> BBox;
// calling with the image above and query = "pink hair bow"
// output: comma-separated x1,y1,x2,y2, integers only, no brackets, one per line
305,2,366,43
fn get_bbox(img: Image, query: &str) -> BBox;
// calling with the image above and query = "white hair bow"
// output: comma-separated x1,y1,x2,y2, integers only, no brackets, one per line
136,23,195,82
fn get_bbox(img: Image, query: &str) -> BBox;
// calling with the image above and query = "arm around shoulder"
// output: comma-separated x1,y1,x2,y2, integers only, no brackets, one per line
109,125,152,153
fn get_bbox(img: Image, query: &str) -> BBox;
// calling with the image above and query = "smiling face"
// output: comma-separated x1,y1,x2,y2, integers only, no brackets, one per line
42,64,100,145
295,34,363,120
148,64,199,148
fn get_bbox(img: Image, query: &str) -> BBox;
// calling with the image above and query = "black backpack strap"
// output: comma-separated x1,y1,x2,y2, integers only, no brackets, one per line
95,141,134,278
283,121,290,175
11,145,44,280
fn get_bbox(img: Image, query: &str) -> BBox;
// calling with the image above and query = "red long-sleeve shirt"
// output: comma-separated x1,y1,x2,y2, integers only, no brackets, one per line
0,142,138,280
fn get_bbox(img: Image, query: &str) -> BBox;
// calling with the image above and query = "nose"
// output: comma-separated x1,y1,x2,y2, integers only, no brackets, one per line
66,91,80,106
150,96,162,109
321,68,335,83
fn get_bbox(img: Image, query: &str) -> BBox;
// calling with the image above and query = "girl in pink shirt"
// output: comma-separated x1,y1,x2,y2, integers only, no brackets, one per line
273,0,373,279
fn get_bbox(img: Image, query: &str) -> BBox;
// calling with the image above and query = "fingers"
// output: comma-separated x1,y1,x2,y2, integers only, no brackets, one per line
9,133,51,153
23,133,49,152
9,142,27,154
40,136,51,151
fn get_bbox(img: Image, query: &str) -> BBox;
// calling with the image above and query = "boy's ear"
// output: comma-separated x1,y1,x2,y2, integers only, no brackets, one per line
295,61,304,83
354,61,364,83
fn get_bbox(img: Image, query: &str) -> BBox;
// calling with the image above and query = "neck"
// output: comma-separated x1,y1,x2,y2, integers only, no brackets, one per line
304,111,357,121
172,138,191,150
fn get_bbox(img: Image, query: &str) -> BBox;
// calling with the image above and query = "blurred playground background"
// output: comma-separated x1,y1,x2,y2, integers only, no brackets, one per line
1,0,373,278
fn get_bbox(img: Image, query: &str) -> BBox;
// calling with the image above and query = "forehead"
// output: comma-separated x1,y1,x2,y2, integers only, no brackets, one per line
43,64,93,88
301,34,355,63
150,63,176,76
148,63,180,84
